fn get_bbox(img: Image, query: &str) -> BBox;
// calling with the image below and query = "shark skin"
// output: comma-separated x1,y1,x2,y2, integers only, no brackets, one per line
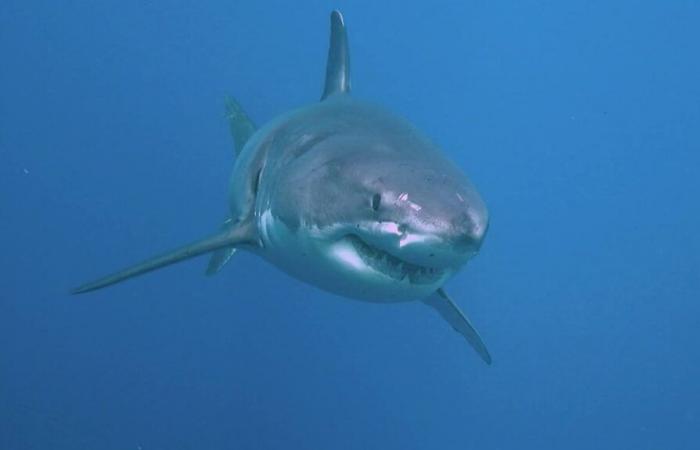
73,11,492,364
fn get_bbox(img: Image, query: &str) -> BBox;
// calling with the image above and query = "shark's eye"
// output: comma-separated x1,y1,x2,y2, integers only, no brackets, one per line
371,193,382,211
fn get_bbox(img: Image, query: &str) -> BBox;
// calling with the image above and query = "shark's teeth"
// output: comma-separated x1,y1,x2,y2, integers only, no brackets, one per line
346,235,443,284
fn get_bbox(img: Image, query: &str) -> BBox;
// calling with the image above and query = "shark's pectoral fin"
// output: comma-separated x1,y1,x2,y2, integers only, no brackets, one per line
225,96,256,156
72,222,256,294
321,10,351,100
422,288,492,365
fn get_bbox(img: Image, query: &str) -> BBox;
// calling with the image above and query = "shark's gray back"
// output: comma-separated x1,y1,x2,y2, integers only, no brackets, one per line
229,96,479,233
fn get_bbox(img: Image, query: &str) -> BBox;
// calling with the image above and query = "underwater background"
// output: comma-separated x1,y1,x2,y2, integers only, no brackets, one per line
2,0,699,449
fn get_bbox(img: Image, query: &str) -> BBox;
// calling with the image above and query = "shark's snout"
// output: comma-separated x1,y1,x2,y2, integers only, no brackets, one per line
351,201,488,273
451,207,489,254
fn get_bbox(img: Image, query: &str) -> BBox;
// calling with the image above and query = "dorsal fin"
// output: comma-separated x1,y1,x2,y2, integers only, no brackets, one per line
321,10,351,100
224,96,256,156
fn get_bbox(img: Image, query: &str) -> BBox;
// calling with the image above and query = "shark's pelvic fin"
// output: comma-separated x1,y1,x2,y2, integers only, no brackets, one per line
321,10,351,100
225,95,256,156
72,222,256,294
423,288,492,365
205,218,237,275
206,246,236,275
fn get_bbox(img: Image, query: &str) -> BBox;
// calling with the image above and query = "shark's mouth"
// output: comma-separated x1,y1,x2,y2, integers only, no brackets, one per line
346,235,444,284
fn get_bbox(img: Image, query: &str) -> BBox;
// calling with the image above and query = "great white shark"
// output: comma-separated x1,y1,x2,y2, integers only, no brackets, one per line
73,11,492,364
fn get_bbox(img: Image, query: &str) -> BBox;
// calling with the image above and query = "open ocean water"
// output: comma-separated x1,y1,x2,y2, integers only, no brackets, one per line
1,1,699,449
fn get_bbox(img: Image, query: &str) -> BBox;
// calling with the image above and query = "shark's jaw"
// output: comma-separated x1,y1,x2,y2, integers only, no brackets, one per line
342,234,445,284
258,210,456,301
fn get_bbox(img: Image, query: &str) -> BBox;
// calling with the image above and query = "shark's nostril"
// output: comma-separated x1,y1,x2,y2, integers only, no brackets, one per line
452,212,470,228
451,210,488,247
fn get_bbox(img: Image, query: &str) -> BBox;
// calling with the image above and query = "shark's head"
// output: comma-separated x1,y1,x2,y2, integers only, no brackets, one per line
322,157,488,292
259,103,489,301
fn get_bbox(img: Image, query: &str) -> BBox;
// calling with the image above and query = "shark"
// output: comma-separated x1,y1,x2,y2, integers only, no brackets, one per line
73,11,492,364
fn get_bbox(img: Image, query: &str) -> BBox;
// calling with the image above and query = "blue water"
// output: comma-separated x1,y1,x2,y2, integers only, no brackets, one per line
2,1,699,449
